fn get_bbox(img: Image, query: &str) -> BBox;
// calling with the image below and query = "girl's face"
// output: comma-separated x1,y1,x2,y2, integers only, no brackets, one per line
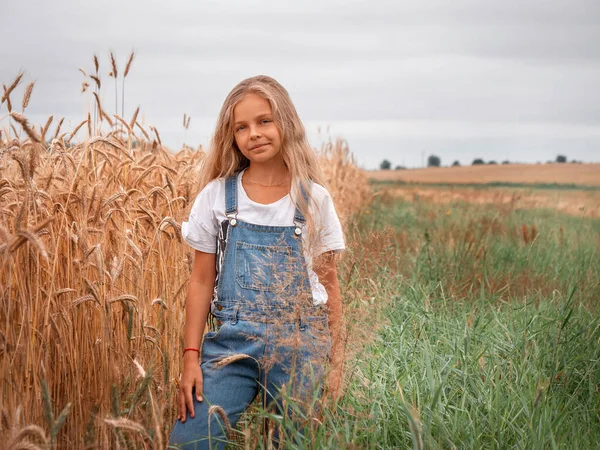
233,93,282,166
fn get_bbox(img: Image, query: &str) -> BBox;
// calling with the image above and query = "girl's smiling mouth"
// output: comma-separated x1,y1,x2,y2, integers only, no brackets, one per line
249,143,269,151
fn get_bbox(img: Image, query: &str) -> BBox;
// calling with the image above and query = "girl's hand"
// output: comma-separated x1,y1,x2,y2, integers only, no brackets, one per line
177,353,204,422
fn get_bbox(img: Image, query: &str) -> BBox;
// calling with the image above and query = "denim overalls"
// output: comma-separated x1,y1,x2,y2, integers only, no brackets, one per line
170,175,331,449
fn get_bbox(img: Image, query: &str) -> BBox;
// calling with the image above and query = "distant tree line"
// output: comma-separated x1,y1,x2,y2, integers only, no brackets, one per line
379,154,578,170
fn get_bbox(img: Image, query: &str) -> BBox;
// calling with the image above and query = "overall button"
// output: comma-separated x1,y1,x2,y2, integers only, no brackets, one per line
217,320,223,326
216,304,223,311
294,227,302,236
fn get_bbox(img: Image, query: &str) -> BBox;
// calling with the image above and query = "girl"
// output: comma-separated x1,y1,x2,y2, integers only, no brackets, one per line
169,75,345,449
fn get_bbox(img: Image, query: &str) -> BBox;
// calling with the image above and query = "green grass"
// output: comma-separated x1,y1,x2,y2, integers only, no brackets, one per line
251,197,600,449
218,198,600,449
330,285,600,449
364,197,600,304
335,199,600,449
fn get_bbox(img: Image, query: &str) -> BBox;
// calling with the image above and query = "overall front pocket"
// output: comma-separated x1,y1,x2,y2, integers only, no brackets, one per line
203,318,230,341
235,241,294,292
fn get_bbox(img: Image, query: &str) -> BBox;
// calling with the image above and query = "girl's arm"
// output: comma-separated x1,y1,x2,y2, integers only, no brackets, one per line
177,250,216,422
314,251,345,400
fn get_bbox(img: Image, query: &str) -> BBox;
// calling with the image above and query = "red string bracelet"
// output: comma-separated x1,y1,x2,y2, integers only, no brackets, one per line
183,348,200,356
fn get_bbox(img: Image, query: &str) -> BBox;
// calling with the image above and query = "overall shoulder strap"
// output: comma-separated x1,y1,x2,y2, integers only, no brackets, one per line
225,174,238,217
293,181,311,225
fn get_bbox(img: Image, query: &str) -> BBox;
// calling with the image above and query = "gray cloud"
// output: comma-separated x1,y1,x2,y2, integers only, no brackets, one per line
1,0,599,169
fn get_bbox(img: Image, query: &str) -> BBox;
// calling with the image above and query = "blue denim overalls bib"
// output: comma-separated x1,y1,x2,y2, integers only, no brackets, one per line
170,174,331,449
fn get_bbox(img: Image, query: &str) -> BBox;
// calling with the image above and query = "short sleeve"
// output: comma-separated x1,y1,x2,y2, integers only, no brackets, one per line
181,181,220,253
312,187,345,256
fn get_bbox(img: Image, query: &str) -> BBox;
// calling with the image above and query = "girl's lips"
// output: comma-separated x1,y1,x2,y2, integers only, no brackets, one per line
250,143,269,150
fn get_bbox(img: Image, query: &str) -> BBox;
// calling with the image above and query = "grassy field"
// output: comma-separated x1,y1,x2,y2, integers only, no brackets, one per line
226,194,600,449
311,192,600,449
224,188,600,449
382,184,600,218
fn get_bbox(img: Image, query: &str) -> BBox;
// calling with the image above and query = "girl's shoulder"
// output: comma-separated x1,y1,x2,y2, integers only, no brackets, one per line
198,177,226,196
191,177,226,210
308,182,335,207
309,182,332,198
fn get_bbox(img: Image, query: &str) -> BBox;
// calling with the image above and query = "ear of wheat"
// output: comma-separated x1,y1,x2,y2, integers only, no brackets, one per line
21,82,35,111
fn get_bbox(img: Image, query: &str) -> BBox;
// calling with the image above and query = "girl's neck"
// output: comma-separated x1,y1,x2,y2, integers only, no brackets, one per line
245,159,289,185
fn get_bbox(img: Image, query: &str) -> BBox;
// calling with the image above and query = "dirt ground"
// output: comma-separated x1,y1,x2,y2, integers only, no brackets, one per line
384,185,600,218
370,163,600,186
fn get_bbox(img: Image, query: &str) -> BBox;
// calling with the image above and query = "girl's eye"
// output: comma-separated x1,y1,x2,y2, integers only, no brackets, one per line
235,126,245,132
261,119,271,124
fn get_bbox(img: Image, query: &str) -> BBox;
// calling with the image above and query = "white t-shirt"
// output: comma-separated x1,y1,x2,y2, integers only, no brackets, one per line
181,169,345,305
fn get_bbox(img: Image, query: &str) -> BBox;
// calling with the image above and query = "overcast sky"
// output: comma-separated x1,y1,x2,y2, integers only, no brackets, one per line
2,0,599,169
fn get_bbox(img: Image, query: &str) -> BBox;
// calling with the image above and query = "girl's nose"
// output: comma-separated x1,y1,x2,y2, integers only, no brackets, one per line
250,125,261,139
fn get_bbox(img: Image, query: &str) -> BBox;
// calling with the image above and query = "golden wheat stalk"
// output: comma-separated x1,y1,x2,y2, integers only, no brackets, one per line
208,405,233,439
12,229,49,259
151,298,168,309
92,93,113,127
6,424,49,449
129,106,139,130
86,112,92,137
123,51,135,78
135,121,150,140
92,92,105,118
102,192,127,207
1,72,24,104
121,51,135,118
214,353,252,369
3,85,13,112
109,52,118,78
53,117,64,140
133,164,165,185
109,257,124,284
149,125,162,146
10,112,41,143
88,136,128,156
109,51,119,116
132,359,146,377
107,294,137,305
54,288,76,297
113,115,134,136
71,295,95,306
66,119,88,143
21,82,34,111
103,418,151,439
90,75,101,89
84,278,101,303
40,116,53,143
158,216,182,237
125,235,143,260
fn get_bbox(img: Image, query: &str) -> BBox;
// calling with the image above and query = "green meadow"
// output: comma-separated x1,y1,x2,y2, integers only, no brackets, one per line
254,192,600,449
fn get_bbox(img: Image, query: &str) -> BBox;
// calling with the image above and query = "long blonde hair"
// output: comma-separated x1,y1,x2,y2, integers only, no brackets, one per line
198,75,327,252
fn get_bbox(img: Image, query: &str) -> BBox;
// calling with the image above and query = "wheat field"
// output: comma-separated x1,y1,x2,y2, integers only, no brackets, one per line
0,64,370,448
370,163,600,186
